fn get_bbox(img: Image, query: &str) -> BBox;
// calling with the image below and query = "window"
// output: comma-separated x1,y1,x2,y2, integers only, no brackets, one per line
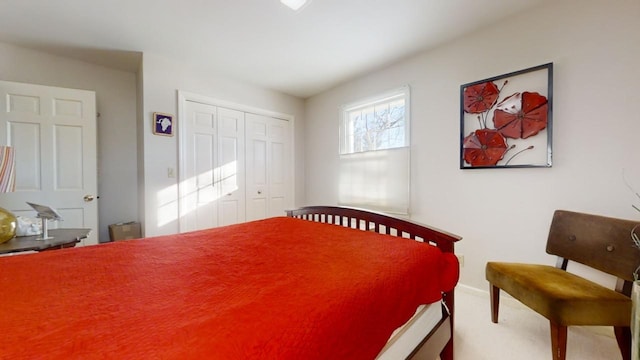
338,87,410,214
340,87,409,154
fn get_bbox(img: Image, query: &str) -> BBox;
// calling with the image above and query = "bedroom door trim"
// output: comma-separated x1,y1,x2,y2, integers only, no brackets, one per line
179,91,295,124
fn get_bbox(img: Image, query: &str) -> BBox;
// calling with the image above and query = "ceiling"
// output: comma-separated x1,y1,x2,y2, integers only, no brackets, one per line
0,0,550,99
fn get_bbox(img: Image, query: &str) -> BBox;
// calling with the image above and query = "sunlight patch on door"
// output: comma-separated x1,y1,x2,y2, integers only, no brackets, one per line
157,160,238,227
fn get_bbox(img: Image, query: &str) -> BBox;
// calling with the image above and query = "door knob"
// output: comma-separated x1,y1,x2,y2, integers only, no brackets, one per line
84,195,95,202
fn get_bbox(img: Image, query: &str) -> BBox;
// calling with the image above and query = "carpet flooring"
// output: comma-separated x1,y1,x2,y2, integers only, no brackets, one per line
452,285,622,360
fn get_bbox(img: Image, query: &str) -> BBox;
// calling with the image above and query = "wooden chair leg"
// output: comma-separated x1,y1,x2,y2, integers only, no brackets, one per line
614,326,631,360
489,284,500,323
549,322,567,360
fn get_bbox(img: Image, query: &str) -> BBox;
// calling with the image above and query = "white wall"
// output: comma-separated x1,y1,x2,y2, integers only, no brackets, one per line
0,42,139,243
139,52,306,237
304,0,640,290
0,43,306,241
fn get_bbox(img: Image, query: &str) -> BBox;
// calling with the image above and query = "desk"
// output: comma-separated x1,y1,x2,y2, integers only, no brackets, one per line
0,228,91,255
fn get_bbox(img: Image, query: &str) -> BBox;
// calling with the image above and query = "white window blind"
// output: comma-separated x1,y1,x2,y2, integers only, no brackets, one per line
338,87,410,214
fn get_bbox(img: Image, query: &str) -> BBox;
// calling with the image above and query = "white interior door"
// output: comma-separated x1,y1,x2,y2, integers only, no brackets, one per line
180,101,245,232
245,113,291,221
0,80,98,245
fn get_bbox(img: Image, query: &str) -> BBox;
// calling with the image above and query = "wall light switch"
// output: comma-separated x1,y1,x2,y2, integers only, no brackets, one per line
168,167,175,178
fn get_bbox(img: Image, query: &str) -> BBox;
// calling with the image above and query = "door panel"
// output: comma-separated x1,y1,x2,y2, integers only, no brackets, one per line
180,102,245,232
54,125,83,190
182,101,218,232
8,93,40,114
217,107,245,226
246,137,268,221
269,140,286,217
0,80,97,245
56,208,84,228
245,113,291,221
10,122,41,190
195,132,217,230
53,98,83,117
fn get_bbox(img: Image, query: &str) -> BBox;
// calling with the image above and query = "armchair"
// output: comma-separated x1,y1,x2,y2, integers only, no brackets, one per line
486,210,640,360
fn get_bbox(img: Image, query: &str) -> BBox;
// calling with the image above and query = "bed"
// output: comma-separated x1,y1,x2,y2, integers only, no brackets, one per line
0,206,461,359
286,206,462,360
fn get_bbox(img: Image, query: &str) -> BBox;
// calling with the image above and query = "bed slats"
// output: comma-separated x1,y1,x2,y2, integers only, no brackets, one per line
285,206,460,253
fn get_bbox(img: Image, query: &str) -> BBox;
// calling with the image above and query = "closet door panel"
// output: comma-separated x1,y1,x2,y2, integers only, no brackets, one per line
180,101,219,232
245,118,268,222
217,107,245,226
245,113,291,221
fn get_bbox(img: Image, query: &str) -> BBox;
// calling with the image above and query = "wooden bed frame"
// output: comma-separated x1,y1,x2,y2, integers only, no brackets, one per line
285,206,462,360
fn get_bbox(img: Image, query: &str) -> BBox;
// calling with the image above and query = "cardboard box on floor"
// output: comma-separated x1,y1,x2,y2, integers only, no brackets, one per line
108,222,141,241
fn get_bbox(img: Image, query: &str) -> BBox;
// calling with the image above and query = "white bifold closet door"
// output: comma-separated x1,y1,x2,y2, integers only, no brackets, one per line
180,99,292,233
245,113,291,222
180,101,245,232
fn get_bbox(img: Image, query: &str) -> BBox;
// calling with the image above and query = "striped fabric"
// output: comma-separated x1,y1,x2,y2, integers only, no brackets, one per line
0,146,16,193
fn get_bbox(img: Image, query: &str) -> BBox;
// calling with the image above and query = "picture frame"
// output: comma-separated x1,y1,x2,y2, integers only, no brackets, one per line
459,63,553,169
153,112,174,136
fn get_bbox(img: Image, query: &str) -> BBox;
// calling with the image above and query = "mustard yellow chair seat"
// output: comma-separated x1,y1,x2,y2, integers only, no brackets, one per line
486,262,631,326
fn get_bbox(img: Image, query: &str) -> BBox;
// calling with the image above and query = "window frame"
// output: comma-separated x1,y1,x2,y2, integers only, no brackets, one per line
339,86,411,155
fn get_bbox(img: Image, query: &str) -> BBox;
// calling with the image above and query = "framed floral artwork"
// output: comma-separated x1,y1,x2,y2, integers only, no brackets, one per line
459,63,553,169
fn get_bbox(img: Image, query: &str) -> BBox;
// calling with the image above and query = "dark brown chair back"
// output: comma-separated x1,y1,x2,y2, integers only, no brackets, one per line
546,210,640,291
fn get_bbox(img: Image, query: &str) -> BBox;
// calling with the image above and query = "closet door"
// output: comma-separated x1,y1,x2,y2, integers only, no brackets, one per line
180,102,246,232
245,113,291,221
181,101,219,232
217,107,245,226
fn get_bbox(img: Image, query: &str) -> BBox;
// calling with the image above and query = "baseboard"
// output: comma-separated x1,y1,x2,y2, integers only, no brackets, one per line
456,283,529,309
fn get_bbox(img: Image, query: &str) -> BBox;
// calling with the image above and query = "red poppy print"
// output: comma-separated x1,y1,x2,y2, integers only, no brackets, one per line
462,129,509,166
493,91,548,139
463,82,500,114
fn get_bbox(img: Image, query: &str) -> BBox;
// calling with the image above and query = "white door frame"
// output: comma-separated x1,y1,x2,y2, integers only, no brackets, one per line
177,91,295,232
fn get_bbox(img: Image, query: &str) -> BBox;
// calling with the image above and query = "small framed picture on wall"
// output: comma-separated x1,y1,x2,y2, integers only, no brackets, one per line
153,112,174,136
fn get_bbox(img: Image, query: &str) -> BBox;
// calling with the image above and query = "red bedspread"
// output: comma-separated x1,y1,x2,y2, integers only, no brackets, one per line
0,217,458,359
